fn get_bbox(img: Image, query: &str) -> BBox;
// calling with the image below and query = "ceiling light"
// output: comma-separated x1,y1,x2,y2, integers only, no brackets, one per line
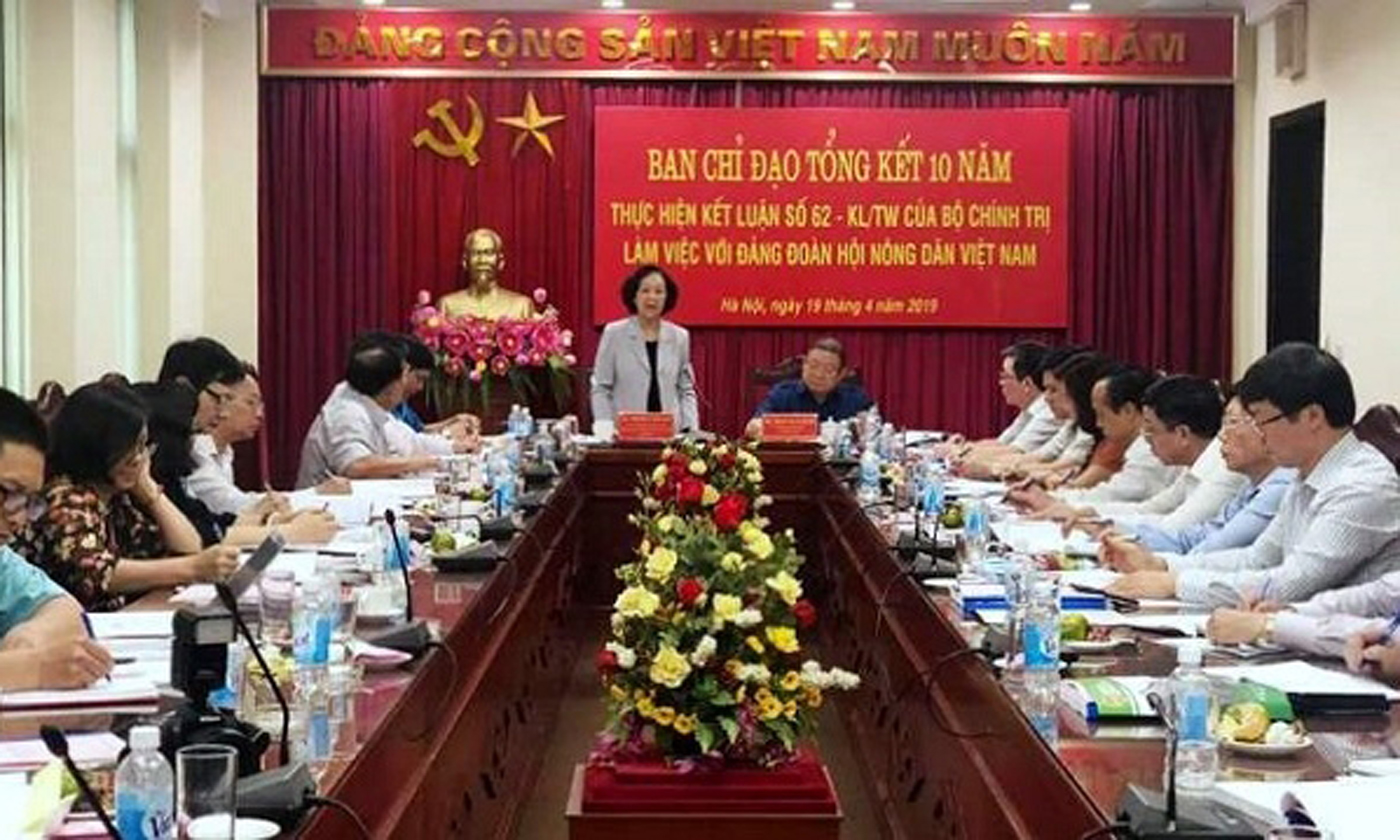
601,0,625,8
832,0,856,10
1069,2,1092,10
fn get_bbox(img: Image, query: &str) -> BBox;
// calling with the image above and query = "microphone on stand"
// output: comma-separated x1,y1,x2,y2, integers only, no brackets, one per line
383,509,413,623
215,584,290,766
40,725,121,839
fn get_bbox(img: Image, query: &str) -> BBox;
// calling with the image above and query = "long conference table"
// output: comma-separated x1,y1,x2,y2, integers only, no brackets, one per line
7,446,1394,838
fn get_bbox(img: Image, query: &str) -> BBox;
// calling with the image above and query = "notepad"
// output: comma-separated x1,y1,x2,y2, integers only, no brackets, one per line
85,610,175,639
1204,660,1400,702
0,677,159,711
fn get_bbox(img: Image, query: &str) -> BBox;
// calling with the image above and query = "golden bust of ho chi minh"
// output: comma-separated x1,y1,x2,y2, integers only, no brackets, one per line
437,228,537,321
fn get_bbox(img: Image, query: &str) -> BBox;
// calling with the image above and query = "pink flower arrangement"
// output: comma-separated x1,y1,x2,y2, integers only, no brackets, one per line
409,289,575,384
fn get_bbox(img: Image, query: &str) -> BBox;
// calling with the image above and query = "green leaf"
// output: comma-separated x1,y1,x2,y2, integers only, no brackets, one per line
719,716,740,744
767,719,795,750
696,723,717,753
710,689,737,707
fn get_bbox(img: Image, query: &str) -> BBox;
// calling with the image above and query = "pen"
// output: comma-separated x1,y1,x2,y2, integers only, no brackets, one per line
1381,609,1400,643
1071,583,1141,612
79,613,113,682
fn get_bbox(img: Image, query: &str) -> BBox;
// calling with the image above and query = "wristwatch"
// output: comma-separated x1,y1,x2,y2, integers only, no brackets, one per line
1255,614,1277,645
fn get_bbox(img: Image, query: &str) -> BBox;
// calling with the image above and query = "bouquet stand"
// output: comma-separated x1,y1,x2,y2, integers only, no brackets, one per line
566,749,840,840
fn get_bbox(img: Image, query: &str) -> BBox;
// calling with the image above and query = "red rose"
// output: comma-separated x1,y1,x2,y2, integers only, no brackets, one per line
718,451,738,470
596,649,619,675
676,577,705,607
712,493,749,532
653,478,677,501
668,454,690,473
792,599,817,629
678,476,705,506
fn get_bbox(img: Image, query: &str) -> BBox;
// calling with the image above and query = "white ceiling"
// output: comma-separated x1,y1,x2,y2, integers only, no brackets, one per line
262,0,1245,12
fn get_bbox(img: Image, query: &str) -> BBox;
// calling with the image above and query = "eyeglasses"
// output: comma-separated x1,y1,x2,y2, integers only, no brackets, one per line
1,486,46,521
1249,411,1293,429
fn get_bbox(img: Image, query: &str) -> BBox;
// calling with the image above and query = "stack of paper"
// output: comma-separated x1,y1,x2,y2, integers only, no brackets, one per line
85,611,174,639
0,677,159,711
1204,660,1400,702
0,733,124,771
1213,776,1400,839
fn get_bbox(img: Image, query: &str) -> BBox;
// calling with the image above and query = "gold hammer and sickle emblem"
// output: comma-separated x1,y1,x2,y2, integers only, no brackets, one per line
412,97,485,167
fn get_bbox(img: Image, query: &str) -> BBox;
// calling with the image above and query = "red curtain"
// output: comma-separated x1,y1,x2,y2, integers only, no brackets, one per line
259,78,1232,488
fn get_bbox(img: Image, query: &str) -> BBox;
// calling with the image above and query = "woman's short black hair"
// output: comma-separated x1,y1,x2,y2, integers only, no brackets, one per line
620,265,679,315
131,380,199,484
0,387,47,454
1057,352,1115,438
158,337,246,391
48,382,148,484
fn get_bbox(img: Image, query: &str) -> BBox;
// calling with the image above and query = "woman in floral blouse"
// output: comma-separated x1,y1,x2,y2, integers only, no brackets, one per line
11,382,238,611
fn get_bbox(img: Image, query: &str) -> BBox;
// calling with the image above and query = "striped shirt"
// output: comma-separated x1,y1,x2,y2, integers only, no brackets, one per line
1175,432,1400,606
1270,570,1400,658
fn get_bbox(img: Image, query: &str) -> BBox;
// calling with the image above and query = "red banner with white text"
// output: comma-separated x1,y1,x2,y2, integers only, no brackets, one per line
592,107,1070,328
262,9,1236,84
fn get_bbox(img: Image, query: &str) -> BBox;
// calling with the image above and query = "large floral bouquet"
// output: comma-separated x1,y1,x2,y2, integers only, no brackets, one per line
594,438,860,768
409,288,576,414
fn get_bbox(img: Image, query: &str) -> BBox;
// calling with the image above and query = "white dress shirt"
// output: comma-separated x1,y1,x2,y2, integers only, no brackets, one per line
1056,435,1181,507
297,382,394,489
184,433,253,517
1174,432,1400,606
1097,438,1247,530
1270,570,1400,657
1031,422,1094,466
1003,396,1062,453
384,415,454,460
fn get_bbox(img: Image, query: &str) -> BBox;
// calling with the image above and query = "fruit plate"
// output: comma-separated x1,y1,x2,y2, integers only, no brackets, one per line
1220,736,1313,758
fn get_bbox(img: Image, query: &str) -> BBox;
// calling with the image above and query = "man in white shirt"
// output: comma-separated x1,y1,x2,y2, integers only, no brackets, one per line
376,334,479,462
297,342,441,488
1041,376,1244,528
1107,343,1400,606
961,346,1095,478
954,342,1060,456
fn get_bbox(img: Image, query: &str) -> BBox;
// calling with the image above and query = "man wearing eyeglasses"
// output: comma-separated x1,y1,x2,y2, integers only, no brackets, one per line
0,388,114,689
1107,343,1400,612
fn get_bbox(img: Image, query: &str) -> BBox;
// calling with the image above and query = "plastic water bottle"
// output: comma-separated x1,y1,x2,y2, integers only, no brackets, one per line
962,498,990,570
857,447,881,506
521,407,534,439
492,455,517,517
1020,577,1061,748
293,577,335,667
116,725,174,840
1170,643,1218,791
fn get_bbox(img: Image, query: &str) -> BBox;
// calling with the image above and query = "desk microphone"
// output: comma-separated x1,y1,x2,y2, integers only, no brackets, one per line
215,583,290,766
40,725,121,839
382,509,413,623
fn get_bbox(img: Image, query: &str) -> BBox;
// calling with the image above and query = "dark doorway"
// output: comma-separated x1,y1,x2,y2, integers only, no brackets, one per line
1267,102,1325,348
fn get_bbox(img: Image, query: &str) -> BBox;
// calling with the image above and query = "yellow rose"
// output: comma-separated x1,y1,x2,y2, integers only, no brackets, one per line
738,520,760,541
765,571,803,606
759,697,784,720
804,686,823,709
652,463,668,485
711,593,742,624
689,459,707,476
766,626,800,654
649,645,693,689
781,671,802,692
701,484,720,506
614,586,660,619
755,687,775,705
746,533,774,560
720,552,745,573
645,546,678,583
735,685,748,704
746,635,765,655
674,714,697,736
637,695,655,718
653,706,677,727
609,684,628,702
784,700,798,720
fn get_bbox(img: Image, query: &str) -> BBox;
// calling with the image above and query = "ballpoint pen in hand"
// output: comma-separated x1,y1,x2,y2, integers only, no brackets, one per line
79,612,113,682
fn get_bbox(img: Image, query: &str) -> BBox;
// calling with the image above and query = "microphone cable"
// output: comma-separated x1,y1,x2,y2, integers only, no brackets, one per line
305,795,371,839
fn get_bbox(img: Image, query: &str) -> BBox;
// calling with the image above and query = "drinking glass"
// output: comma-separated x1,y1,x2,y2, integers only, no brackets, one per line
258,568,295,645
176,744,237,839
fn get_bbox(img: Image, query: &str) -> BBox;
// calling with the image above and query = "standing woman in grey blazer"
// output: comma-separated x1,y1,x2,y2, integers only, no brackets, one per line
590,265,699,432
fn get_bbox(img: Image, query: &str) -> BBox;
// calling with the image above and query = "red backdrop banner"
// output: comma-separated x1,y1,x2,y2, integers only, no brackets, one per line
262,9,1236,84
592,107,1069,327
259,79,1233,488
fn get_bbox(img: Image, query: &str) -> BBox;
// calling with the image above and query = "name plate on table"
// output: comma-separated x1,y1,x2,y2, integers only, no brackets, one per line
616,412,675,442
760,414,820,442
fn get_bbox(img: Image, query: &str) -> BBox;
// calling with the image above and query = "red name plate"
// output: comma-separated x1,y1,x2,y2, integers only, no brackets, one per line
616,412,676,441
761,414,821,442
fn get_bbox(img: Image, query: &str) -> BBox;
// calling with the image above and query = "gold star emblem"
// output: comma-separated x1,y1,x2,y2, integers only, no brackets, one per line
495,91,565,159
